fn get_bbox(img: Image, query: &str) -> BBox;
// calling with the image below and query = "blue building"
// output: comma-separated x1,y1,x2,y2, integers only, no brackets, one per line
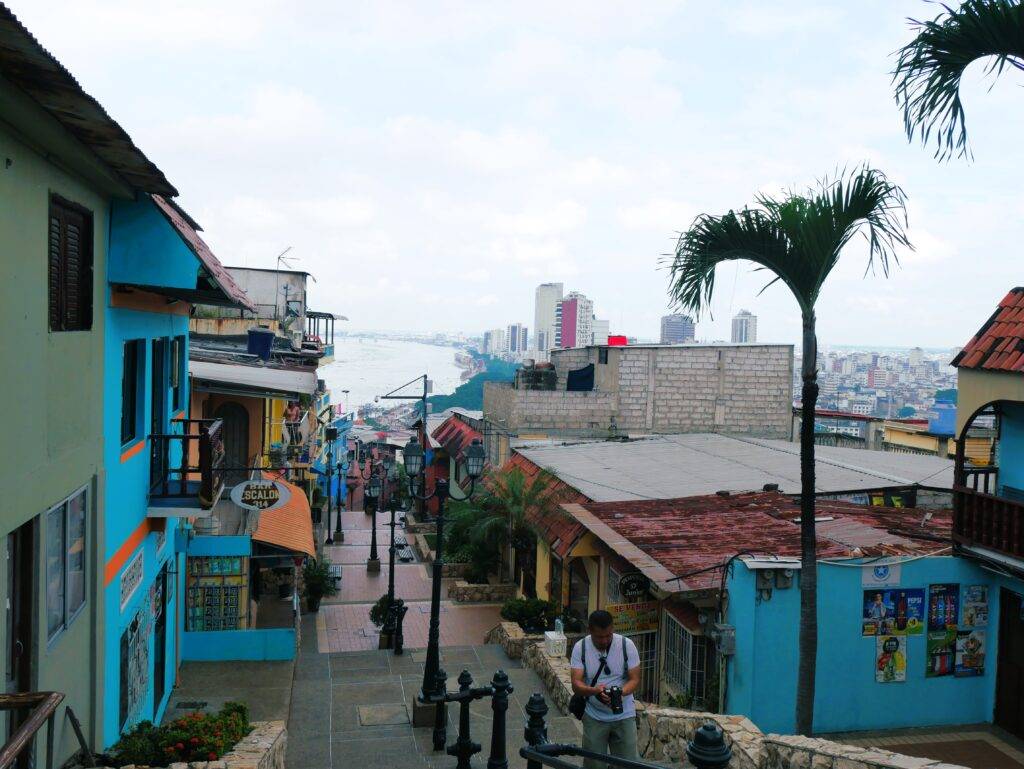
101,194,253,746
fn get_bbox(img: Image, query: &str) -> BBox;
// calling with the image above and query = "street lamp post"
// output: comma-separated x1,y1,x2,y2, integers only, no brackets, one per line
365,471,382,573
403,435,486,746
379,464,402,649
323,427,338,544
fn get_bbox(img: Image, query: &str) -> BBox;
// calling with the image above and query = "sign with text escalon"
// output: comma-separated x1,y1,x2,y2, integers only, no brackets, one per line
230,479,291,511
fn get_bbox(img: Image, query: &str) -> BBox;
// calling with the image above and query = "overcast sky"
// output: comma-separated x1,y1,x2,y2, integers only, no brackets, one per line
13,1,1023,348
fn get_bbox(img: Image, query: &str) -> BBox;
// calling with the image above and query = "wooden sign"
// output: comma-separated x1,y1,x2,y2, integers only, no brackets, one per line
619,573,651,602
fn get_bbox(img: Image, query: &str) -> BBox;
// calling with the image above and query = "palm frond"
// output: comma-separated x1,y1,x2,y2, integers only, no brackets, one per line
893,0,1024,160
667,167,911,316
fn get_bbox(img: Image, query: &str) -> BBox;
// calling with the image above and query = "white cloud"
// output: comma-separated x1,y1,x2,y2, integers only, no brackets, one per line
617,199,695,232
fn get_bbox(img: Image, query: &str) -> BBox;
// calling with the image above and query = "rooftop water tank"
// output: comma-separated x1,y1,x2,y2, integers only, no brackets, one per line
247,326,275,361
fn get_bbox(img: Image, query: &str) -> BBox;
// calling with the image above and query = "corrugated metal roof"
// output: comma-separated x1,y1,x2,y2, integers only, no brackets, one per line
952,287,1024,372
190,360,318,397
0,4,176,196
514,433,953,502
151,195,256,312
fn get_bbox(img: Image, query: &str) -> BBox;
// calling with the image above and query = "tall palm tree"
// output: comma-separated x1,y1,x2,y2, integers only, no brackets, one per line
666,166,911,735
893,0,1024,160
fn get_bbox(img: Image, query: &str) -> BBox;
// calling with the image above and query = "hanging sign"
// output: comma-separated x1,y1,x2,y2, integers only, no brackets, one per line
618,573,651,602
862,563,901,588
606,601,659,634
230,479,291,511
120,550,144,611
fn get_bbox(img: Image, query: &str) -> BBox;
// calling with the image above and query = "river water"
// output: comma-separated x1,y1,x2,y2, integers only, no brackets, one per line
318,336,466,414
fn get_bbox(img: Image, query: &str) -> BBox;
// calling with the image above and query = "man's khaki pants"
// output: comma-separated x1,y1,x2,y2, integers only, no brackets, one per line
581,713,638,769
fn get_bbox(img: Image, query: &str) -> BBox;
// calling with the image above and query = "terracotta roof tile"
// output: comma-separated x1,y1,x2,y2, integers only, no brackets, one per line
953,287,1024,372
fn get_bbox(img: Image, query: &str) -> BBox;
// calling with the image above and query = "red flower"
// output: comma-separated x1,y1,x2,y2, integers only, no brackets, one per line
190,737,200,745
209,752,217,760
176,742,185,750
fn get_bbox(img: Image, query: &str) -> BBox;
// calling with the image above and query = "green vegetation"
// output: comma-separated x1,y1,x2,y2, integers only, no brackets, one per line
111,703,251,767
302,557,338,611
935,388,958,403
500,597,558,633
897,406,917,418
427,355,519,412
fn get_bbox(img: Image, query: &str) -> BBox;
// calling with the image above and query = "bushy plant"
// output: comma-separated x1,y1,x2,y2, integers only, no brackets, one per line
111,702,251,767
500,597,556,632
369,593,390,627
302,557,338,602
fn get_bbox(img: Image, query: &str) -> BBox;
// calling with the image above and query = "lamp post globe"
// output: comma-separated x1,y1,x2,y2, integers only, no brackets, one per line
464,438,486,480
403,436,424,477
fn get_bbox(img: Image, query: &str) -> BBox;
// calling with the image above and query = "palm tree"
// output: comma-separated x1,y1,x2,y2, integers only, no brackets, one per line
469,467,563,589
666,166,911,735
893,0,1024,160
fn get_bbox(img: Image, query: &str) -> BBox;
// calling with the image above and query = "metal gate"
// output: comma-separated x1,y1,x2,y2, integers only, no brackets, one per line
625,630,659,703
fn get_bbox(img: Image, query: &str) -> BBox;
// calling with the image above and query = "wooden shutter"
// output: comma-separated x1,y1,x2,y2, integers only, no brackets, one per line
48,196,93,332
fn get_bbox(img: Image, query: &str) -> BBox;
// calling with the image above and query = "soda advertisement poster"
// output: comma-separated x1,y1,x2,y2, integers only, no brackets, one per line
927,583,960,632
955,630,986,677
862,589,924,636
962,585,988,628
875,635,907,683
926,629,957,678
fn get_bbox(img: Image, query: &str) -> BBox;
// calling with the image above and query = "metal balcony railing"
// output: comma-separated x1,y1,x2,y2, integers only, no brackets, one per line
953,485,1024,558
149,418,225,510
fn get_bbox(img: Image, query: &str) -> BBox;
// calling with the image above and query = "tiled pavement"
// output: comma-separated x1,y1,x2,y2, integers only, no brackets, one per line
287,616,582,769
827,725,1024,769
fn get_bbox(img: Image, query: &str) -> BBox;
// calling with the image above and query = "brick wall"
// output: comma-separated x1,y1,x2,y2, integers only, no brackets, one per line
551,347,591,389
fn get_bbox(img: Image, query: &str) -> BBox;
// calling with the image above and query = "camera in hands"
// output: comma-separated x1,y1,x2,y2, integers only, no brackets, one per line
606,685,624,715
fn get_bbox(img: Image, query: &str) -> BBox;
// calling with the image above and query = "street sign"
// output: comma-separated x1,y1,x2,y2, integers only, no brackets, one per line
230,479,291,512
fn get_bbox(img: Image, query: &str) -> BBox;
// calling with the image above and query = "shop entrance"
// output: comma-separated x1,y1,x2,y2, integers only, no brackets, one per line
996,588,1024,739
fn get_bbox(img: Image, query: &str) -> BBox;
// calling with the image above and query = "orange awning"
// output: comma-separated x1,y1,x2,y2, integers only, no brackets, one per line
253,472,316,558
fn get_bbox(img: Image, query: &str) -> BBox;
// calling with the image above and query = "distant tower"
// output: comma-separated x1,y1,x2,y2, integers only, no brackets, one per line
731,310,757,343
660,314,696,344
533,283,563,354
507,323,528,354
558,291,594,348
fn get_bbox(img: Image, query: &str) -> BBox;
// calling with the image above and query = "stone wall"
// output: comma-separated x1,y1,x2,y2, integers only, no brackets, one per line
505,634,967,769
100,721,286,769
448,580,517,603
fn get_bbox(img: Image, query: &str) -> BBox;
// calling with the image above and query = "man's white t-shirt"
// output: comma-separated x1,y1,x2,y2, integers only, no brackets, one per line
569,633,641,722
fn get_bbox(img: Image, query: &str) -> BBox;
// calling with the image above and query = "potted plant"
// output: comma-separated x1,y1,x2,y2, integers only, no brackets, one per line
302,557,337,612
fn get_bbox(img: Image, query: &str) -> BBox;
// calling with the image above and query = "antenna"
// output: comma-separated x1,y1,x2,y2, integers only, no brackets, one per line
273,247,296,322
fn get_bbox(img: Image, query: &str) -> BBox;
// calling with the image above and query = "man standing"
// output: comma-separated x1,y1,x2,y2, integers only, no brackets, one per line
570,610,642,769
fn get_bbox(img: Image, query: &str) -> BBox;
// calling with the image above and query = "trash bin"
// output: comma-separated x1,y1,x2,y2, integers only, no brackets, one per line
247,326,275,360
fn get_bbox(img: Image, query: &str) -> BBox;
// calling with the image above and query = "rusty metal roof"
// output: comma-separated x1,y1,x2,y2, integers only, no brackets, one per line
0,4,176,196
151,195,256,312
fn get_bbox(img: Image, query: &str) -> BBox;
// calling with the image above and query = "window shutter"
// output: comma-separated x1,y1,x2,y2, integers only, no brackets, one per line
48,211,63,330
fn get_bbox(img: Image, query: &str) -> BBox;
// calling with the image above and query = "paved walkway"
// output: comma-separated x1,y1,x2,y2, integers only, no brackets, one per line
825,724,1024,769
283,506,575,768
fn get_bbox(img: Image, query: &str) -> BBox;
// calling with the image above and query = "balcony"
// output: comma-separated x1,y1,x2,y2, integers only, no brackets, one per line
953,478,1024,563
147,418,225,518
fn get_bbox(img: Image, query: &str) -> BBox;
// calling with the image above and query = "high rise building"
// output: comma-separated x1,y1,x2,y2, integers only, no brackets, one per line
660,314,696,344
731,310,757,343
909,346,924,367
592,318,610,346
533,282,563,354
507,323,529,354
482,328,505,355
558,291,594,348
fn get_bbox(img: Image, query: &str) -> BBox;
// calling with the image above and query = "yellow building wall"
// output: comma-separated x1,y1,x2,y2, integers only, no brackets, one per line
957,368,1024,436
535,540,551,601
883,426,940,453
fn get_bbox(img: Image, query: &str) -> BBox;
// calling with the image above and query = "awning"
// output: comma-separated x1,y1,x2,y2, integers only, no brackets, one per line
252,472,316,558
190,360,318,399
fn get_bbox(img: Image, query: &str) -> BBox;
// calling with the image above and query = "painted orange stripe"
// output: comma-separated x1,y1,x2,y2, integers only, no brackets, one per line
120,438,147,464
104,518,153,586
172,410,185,420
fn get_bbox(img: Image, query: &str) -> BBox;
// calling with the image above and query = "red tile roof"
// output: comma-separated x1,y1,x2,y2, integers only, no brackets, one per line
506,453,590,558
574,492,951,593
151,195,256,312
952,287,1024,372
431,416,482,460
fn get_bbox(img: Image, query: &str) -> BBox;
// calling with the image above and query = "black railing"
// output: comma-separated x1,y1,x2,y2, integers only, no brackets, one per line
149,418,225,509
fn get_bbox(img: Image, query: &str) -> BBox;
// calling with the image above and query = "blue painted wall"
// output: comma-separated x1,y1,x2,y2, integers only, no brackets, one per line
101,198,205,748
725,556,1008,735
998,403,1024,495
182,629,296,661
108,197,201,290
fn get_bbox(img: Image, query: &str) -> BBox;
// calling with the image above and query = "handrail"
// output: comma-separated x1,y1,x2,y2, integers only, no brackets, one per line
149,418,225,508
0,691,65,769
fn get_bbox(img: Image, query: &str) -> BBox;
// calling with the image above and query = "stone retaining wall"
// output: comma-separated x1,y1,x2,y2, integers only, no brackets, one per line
501,631,966,769
409,533,472,578
101,721,286,769
404,520,435,535
448,580,516,603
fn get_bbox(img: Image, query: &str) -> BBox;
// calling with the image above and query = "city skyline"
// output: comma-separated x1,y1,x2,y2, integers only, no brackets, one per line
13,1,1022,349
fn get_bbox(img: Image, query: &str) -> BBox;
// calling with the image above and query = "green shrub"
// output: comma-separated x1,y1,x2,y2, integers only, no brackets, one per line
302,557,338,602
111,702,251,767
500,597,556,632
369,594,390,627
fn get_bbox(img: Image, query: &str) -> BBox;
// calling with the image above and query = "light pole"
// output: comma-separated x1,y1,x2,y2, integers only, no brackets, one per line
323,427,338,544
379,463,402,650
403,435,486,744
365,471,382,572
376,375,430,519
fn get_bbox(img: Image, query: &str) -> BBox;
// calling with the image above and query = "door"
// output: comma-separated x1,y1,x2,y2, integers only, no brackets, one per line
150,339,167,489
152,564,168,715
996,589,1024,739
6,520,35,769
568,558,590,624
214,402,249,486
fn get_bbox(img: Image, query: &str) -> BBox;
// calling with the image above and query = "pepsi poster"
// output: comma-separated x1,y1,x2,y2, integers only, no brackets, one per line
928,583,960,632
862,589,924,636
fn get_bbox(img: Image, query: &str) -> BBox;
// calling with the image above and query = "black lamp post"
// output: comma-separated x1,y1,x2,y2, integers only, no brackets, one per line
404,436,487,728
366,471,382,572
323,427,338,544
379,463,402,649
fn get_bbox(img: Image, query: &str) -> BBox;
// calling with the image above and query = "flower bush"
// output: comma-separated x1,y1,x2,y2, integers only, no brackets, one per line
111,702,251,767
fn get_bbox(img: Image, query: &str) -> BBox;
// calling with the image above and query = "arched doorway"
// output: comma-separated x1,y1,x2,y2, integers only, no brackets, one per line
214,401,249,486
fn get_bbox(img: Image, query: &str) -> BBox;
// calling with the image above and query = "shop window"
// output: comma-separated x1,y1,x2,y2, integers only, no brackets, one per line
46,487,87,642
121,339,144,445
606,565,623,603
48,195,93,332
